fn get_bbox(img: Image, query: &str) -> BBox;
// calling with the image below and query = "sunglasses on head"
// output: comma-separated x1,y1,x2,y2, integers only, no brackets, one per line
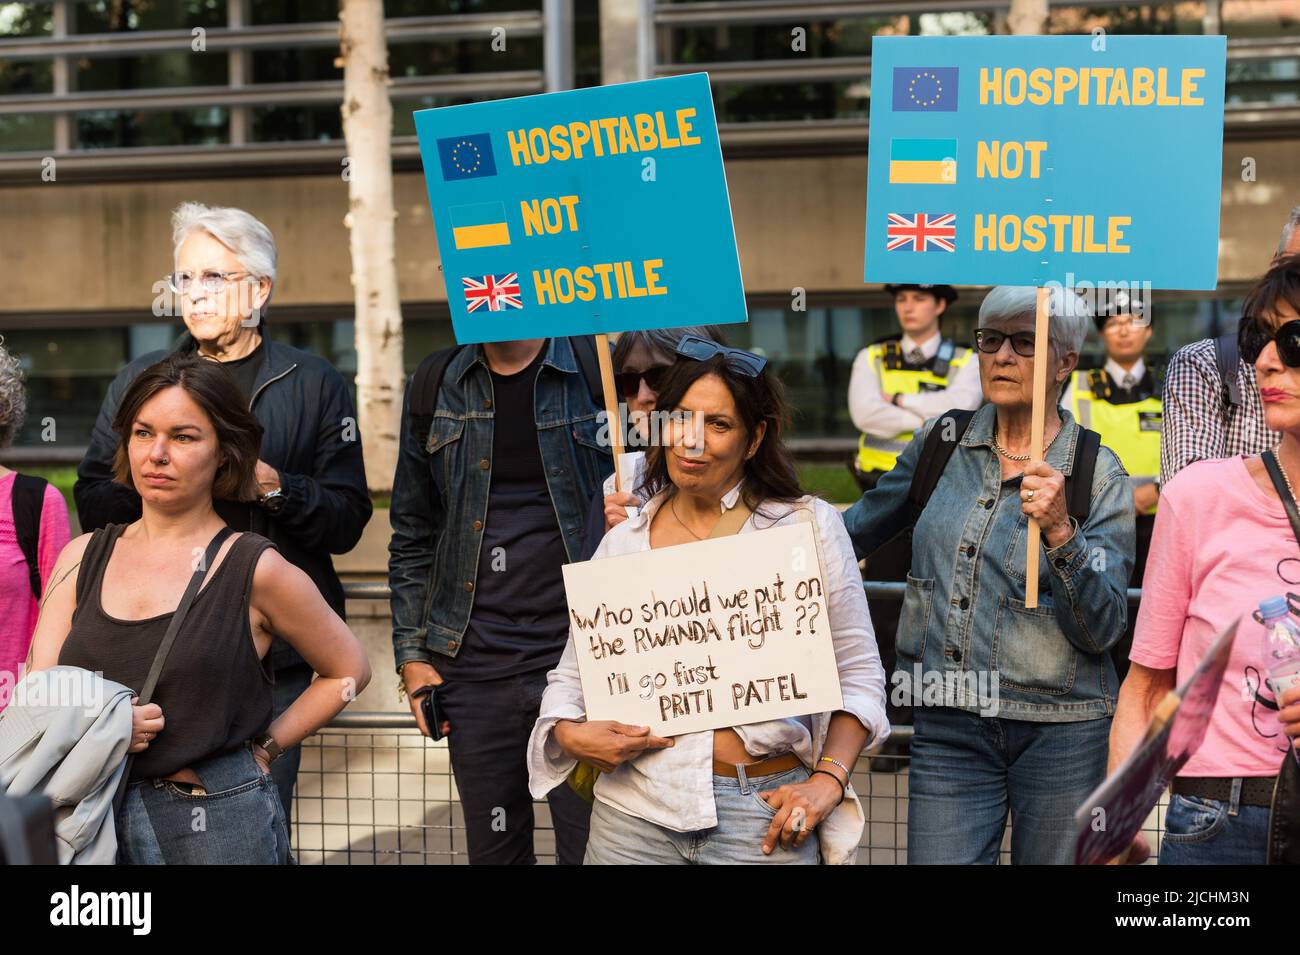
614,365,670,399
974,328,1036,358
674,335,768,377
1240,318,1300,367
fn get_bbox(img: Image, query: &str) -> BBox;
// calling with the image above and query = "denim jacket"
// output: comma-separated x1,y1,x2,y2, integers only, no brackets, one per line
388,338,611,670
842,404,1135,722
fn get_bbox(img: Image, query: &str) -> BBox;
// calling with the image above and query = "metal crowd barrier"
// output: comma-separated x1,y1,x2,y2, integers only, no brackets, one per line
289,581,1159,864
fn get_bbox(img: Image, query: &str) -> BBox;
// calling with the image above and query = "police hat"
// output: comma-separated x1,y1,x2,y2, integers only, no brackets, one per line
885,283,958,304
1093,287,1151,330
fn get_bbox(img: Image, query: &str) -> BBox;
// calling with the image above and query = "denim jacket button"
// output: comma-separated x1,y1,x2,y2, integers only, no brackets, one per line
464,581,474,593
950,648,963,662
473,520,483,531
479,459,490,470
1054,557,1067,568
447,640,457,650
959,597,970,610
965,545,976,558
483,399,492,409
982,498,994,509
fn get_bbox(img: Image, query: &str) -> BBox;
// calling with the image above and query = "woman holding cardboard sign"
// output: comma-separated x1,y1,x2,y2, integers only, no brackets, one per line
843,286,1135,865
528,338,889,864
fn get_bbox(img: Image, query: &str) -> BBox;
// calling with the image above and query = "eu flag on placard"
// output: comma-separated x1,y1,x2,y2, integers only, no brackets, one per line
892,67,959,112
437,133,498,181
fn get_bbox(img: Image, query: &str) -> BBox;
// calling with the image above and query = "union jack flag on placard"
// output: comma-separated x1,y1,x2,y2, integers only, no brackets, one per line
462,273,523,312
886,213,956,252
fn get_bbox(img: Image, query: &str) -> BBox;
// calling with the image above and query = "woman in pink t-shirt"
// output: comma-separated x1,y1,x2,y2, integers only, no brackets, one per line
1112,256,1300,864
0,340,71,708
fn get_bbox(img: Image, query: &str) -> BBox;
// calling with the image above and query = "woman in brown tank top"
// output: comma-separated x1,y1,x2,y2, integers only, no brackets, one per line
26,354,371,864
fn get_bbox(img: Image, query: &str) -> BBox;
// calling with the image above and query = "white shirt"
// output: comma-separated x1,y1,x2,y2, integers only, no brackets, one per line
526,487,889,864
1104,356,1146,391
848,331,984,438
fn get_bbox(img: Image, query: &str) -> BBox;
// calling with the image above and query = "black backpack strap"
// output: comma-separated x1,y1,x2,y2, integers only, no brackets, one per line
568,335,607,408
1215,333,1241,409
1066,426,1101,524
408,346,462,445
908,409,977,525
11,474,47,600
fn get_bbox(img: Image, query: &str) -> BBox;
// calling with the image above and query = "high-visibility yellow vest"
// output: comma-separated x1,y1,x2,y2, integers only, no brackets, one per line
1069,367,1162,484
856,338,975,475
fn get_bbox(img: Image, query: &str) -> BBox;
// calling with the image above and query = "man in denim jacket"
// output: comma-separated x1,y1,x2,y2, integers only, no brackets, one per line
843,286,1136,863
388,336,610,864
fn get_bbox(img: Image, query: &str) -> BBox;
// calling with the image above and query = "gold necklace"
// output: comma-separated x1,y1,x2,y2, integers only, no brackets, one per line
669,497,704,540
993,420,1061,462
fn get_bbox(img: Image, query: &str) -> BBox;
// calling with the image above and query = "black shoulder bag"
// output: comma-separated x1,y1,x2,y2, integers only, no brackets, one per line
1260,450,1300,864
110,526,235,815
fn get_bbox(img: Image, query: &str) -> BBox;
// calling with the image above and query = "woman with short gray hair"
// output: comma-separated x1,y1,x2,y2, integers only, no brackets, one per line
0,337,71,704
843,285,1136,864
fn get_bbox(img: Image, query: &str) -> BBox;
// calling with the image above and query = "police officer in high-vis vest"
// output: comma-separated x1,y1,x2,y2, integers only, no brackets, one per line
849,284,981,490
847,283,981,768
1064,288,1161,680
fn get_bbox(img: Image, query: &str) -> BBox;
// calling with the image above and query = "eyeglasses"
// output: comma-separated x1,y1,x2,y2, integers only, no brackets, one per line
614,365,670,399
166,270,253,295
974,328,1036,358
674,335,768,377
1241,318,1300,367
1101,316,1149,333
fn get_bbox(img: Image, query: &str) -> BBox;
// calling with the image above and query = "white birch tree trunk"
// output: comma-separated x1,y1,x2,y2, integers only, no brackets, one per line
339,0,403,493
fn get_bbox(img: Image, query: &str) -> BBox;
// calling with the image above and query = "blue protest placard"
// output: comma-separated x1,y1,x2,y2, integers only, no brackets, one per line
414,73,747,345
864,35,1227,290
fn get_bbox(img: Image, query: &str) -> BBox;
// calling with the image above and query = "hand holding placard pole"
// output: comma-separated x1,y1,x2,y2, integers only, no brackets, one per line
1024,286,1051,609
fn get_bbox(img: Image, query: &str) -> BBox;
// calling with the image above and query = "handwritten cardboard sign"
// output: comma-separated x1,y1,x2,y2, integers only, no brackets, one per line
561,522,843,735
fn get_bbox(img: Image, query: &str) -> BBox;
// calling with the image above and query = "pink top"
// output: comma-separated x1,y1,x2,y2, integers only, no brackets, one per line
0,471,71,705
1131,455,1296,778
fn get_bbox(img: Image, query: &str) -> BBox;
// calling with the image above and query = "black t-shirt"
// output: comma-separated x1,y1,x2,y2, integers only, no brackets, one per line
438,346,570,682
222,338,265,406
213,339,265,532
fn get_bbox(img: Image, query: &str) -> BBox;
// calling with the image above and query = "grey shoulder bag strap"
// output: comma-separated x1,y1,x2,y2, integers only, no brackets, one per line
111,526,236,814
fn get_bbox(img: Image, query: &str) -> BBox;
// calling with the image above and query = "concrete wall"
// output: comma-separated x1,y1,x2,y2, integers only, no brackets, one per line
2,140,1295,318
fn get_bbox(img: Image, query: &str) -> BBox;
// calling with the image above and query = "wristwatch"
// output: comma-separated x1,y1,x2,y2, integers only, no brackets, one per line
253,733,284,763
257,487,285,515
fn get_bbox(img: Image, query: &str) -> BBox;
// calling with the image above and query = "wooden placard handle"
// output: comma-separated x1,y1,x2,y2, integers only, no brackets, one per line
1025,287,1051,609
594,333,624,489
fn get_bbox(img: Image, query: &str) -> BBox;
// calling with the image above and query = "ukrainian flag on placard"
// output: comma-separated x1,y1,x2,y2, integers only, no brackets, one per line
450,201,511,250
889,139,958,185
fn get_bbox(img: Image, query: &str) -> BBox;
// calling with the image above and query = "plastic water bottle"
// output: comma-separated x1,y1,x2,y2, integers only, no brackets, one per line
1260,596,1300,766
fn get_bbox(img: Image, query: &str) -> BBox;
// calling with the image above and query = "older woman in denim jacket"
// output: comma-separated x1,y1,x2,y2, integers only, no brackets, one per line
843,286,1136,864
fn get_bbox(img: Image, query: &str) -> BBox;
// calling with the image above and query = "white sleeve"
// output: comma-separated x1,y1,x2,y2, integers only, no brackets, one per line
897,353,984,419
848,348,925,437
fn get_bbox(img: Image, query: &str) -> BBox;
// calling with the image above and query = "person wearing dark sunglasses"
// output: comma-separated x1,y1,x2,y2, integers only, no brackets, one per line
844,285,1136,864
1113,254,1300,866
578,326,726,561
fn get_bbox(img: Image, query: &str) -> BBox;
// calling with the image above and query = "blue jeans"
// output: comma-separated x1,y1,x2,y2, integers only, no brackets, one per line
583,764,822,865
1159,786,1270,865
269,663,314,825
908,706,1110,864
116,743,292,865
